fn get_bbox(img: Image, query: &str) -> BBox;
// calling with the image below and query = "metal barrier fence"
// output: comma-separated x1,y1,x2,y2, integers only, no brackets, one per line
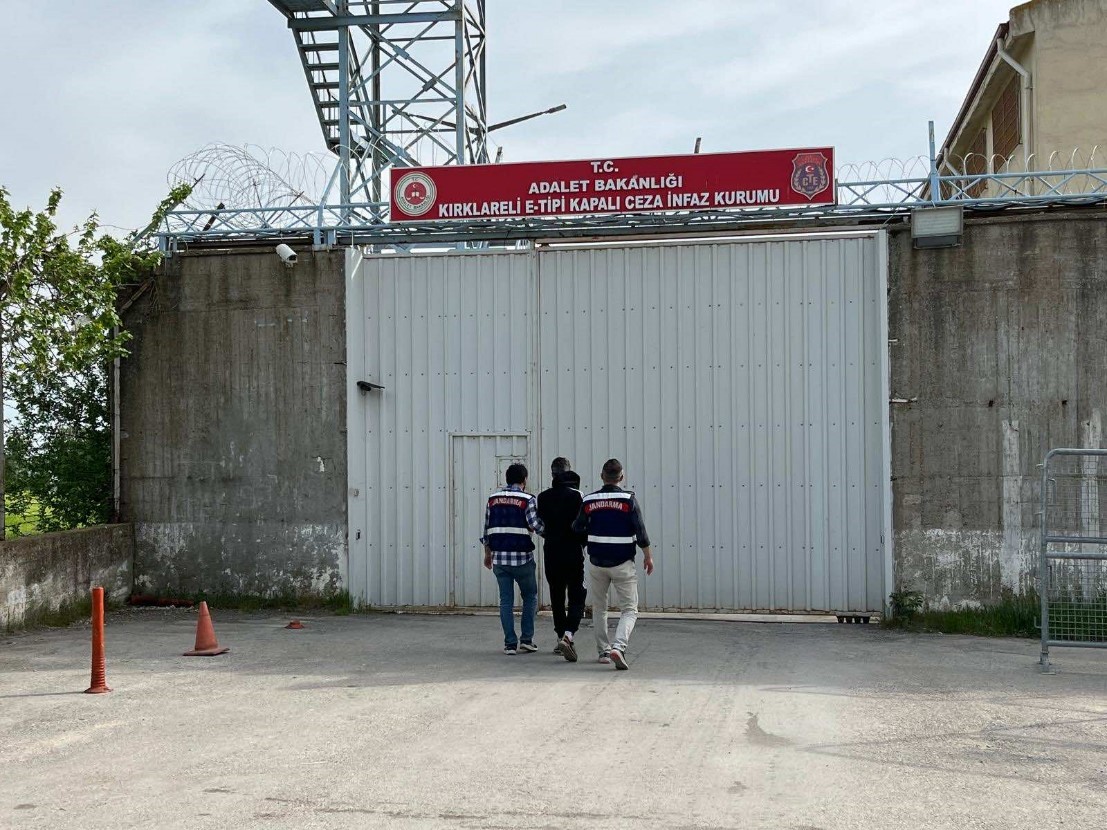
1039,448,1107,670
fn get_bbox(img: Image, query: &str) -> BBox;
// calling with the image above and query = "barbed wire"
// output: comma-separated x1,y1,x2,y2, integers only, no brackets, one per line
165,145,1107,235
167,139,506,222
837,156,932,182
834,148,1104,180
168,144,337,215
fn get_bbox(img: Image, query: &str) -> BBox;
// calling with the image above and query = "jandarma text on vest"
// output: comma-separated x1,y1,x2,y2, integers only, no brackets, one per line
584,500,631,513
490,496,529,509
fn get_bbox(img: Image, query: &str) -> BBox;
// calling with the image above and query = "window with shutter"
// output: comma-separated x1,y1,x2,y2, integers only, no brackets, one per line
992,77,1021,163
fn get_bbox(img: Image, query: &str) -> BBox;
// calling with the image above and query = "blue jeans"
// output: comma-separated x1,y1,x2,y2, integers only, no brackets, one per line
492,561,538,647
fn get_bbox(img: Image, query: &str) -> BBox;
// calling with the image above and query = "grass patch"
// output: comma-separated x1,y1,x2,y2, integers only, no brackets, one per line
4,493,49,537
184,589,363,615
883,593,1041,638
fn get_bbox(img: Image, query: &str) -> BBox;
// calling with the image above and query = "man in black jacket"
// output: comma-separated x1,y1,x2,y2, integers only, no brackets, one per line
537,457,586,662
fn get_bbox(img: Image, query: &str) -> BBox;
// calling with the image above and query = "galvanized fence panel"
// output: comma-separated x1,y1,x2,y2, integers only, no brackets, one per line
1039,448,1107,670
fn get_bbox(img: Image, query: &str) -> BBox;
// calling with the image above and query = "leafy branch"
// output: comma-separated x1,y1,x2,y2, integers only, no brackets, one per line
1,183,193,536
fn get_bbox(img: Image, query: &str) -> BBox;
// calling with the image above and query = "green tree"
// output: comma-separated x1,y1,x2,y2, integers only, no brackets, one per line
0,185,191,537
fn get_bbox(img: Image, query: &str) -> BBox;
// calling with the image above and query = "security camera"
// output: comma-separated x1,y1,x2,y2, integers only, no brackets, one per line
275,244,297,266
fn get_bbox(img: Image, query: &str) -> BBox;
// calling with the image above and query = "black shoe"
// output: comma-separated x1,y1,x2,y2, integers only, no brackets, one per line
560,634,578,663
609,647,628,670
518,641,538,653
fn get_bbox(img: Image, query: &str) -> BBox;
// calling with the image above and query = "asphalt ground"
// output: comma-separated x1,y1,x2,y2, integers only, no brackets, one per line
2,609,1106,829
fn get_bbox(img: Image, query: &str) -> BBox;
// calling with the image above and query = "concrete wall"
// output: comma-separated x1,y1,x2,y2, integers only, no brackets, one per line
1,525,133,630
119,249,347,598
889,209,1107,607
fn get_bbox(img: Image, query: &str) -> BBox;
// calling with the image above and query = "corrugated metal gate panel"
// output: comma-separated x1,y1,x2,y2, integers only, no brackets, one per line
352,252,534,607
349,236,888,612
537,238,886,612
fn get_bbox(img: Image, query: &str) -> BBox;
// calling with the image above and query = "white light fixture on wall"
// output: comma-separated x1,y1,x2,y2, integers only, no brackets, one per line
911,206,964,249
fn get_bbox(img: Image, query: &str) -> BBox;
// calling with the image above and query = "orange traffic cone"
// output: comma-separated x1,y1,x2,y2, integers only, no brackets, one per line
183,602,230,656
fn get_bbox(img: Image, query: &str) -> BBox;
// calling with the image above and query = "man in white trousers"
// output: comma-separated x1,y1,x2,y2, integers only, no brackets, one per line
572,458,654,670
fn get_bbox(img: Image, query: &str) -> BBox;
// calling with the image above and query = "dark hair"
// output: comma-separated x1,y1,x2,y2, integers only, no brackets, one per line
506,463,528,486
551,457,571,476
601,458,623,482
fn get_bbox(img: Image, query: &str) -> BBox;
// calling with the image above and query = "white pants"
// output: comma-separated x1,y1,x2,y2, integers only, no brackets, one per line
590,560,639,654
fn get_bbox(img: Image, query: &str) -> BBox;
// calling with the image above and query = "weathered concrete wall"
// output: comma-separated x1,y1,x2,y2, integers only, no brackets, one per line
1,525,133,630
119,249,347,597
889,210,1107,607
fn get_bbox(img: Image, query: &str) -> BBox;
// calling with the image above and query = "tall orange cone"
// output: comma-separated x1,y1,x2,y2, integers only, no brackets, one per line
183,601,230,656
85,586,112,694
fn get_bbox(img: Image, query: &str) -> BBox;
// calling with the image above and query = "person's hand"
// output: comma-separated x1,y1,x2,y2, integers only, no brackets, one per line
643,554,655,576
483,551,493,570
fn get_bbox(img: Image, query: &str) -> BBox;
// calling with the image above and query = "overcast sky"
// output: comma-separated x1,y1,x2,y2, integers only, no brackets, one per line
0,0,1018,232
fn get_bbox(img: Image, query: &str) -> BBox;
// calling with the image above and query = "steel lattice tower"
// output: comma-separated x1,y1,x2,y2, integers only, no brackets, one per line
268,0,488,220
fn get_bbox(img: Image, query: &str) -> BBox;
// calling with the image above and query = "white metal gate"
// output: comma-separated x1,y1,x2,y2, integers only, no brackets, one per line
347,235,891,612
537,238,889,612
346,249,535,608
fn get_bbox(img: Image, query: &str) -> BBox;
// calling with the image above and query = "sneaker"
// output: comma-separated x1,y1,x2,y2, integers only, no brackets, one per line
609,647,629,671
597,654,612,664
553,641,563,655
560,634,578,663
518,641,538,653
504,645,518,655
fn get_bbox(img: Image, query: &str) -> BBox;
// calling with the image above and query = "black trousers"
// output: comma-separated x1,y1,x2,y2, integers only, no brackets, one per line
545,549,586,637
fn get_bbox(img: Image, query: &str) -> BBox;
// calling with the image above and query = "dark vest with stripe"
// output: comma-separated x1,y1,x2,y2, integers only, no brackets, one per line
583,490,636,567
485,490,535,553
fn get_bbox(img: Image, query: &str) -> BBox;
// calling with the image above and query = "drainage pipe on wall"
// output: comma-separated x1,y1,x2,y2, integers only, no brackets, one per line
112,328,121,522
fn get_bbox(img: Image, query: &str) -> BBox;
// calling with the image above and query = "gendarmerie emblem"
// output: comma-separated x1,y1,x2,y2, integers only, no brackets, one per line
790,152,831,200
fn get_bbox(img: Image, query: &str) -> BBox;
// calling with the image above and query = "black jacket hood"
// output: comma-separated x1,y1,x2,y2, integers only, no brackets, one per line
553,470,581,489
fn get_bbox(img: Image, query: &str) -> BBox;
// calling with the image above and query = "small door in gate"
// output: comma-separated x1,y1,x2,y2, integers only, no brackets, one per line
450,434,530,607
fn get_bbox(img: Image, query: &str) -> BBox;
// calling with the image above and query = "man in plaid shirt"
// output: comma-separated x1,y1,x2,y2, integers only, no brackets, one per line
482,463,545,654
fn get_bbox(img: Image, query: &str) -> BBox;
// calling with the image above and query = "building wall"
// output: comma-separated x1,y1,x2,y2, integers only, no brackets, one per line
943,0,1107,203
1,525,133,630
889,210,1107,607
119,249,347,598
944,42,1032,180
1013,0,1107,162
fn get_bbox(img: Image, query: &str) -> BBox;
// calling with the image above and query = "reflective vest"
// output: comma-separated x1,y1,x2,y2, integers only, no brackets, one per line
485,490,535,553
582,491,637,566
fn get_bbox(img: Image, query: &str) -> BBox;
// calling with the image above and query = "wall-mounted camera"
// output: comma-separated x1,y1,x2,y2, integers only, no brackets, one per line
275,244,298,267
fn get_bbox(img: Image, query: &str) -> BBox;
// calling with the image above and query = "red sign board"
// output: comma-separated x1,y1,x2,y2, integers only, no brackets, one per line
389,147,835,222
